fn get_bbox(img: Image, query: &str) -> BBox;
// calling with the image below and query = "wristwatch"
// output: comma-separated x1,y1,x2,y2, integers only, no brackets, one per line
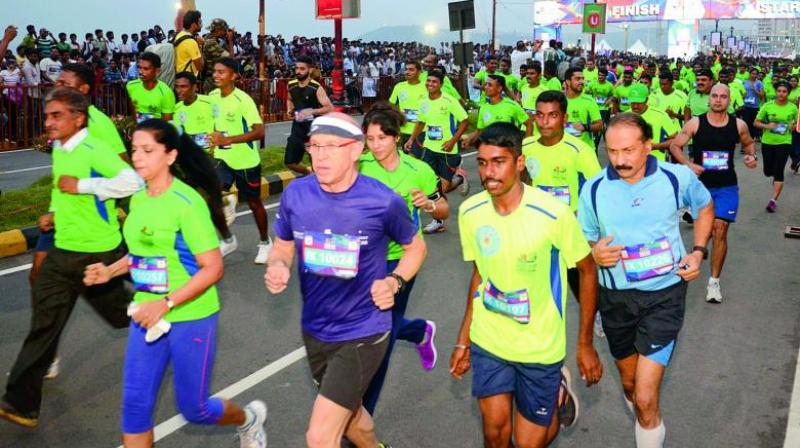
163,296,175,310
691,245,708,260
388,272,407,293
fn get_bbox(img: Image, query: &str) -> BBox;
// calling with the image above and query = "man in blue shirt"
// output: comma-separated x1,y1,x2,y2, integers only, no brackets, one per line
265,113,426,448
578,113,714,448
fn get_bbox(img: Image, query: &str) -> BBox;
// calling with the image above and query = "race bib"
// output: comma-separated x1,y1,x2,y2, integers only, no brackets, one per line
565,122,583,136
773,122,788,135
744,96,757,106
595,96,607,106
427,125,443,141
136,113,155,124
537,185,571,205
128,255,168,294
404,108,419,123
190,133,210,149
524,108,535,114
620,237,675,282
294,109,314,122
621,97,630,106
701,151,730,171
302,231,360,279
483,279,530,324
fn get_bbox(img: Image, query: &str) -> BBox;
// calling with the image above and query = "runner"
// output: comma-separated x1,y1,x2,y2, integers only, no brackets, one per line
741,68,765,141
358,103,447,414
388,60,427,154
473,55,498,102
684,68,713,120
265,112,426,448
450,122,603,447
629,83,680,162
519,63,547,116
754,81,798,212
543,60,563,92
207,57,270,263
174,70,238,257
586,67,614,148
669,83,757,303
578,113,714,448
0,88,142,428
652,72,686,131
82,119,267,448
470,75,533,144
420,54,462,103
498,57,521,100
613,68,635,114
404,70,470,233
285,55,334,175
126,51,176,122
563,67,603,152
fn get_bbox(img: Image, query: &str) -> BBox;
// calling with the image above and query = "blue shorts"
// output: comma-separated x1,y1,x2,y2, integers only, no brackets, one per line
708,185,739,222
121,313,224,434
470,344,563,427
35,229,55,252
215,159,262,200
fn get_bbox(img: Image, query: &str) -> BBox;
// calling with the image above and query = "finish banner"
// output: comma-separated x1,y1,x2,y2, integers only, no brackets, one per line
534,0,800,25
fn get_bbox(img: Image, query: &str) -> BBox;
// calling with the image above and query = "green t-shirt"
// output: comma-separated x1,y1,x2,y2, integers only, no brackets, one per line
477,97,529,130
174,94,215,150
420,71,462,100
389,80,428,135
673,79,689,93
126,79,176,121
498,72,521,92
681,67,696,85
458,185,591,363
757,101,797,146
583,67,599,86
586,81,614,111
358,151,438,260
711,62,722,79
652,90,686,129
208,87,263,169
520,83,547,113
727,85,744,114
735,70,750,82
565,94,602,150
764,82,776,102
51,131,129,252
521,133,601,212
124,178,220,323
614,83,634,112
687,90,710,117
639,106,680,161
88,105,126,155
545,76,563,92
790,88,800,105
418,93,468,154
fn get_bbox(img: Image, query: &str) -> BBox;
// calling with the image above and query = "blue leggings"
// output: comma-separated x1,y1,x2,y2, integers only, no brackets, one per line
121,313,224,434
362,260,428,415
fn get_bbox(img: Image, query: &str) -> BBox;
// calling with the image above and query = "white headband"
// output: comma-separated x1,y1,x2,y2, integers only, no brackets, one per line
309,116,364,140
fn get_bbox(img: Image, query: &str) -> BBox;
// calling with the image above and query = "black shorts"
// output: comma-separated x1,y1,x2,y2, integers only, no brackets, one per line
286,120,312,165
761,143,792,182
598,281,687,366
303,331,390,412
400,133,423,154
215,159,262,200
418,148,462,182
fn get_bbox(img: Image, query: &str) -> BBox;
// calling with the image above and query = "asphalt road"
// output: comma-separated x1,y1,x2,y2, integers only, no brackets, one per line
0,149,798,448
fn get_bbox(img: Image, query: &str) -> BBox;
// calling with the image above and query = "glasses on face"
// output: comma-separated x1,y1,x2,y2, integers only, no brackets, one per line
305,140,357,154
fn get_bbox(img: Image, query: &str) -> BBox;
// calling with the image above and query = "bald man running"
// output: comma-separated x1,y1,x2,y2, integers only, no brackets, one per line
669,83,757,304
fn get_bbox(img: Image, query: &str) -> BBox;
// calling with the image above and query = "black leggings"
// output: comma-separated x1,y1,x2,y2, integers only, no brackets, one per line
762,143,792,182
742,107,760,139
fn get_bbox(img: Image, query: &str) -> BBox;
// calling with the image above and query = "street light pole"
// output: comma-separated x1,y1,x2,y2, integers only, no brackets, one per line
491,0,497,55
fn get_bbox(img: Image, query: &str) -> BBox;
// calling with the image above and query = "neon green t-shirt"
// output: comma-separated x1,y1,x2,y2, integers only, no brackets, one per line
614,83,634,112
389,80,428,135
358,151,438,260
498,72,521,92
586,81,614,111
459,185,591,363
764,81,776,102
687,90,710,116
51,132,129,252
583,67,599,86
652,90,686,129
420,71,462,101
520,83,547,113
521,133,601,212
565,94,602,150
639,106,680,161
174,94,215,150
673,79,689,93
88,105,126,155
727,85,744,114
736,70,750,82
124,178,220,323
477,97,529,131
418,93,468,154
208,87,263,170
126,79,176,121
545,76,563,92
789,88,800,105
757,101,797,146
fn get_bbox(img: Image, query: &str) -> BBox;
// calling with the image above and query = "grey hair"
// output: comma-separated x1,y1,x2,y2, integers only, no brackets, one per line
45,87,90,118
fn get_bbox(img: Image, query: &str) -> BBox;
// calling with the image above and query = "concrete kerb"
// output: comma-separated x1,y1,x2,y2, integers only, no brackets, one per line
0,170,301,259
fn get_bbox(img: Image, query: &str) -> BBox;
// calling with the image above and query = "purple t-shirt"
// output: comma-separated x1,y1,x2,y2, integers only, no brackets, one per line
274,173,417,342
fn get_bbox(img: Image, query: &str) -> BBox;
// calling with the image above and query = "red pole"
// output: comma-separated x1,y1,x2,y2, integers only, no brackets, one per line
591,32,596,59
331,18,345,111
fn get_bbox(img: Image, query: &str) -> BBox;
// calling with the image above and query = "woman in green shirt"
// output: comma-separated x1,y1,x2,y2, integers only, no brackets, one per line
82,120,268,448
754,82,798,213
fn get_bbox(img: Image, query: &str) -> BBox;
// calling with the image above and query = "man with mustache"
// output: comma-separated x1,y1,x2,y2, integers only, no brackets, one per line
578,113,714,448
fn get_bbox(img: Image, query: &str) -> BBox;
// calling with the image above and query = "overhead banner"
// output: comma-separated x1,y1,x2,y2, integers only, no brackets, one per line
534,0,800,25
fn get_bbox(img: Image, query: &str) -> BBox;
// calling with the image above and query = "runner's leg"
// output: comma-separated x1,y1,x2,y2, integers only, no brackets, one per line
478,394,514,448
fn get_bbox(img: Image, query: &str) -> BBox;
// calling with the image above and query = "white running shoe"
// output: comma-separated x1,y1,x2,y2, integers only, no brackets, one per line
238,400,267,448
223,194,238,226
455,166,470,196
43,357,59,380
706,279,722,304
254,239,273,265
220,235,239,258
422,219,446,234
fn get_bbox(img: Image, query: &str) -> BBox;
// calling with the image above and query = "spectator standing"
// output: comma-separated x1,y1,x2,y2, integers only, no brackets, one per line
39,47,62,83
35,28,57,58
174,10,203,76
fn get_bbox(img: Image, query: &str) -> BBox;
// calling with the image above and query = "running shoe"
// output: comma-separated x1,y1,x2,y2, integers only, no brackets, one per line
706,279,722,304
766,199,777,213
223,193,238,226
220,235,239,258
43,357,59,380
0,400,38,428
416,320,438,372
377,443,393,448
558,367,580,429
238,400,267,448
593,313,605,338
254,239,273,265
456,166,470,196
422,219,446,234
791,160,800,175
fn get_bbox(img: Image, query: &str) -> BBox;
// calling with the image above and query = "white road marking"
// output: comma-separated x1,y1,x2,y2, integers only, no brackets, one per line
784,346,800,447
0,148,35,154
0,164,52,175
0,263,33,276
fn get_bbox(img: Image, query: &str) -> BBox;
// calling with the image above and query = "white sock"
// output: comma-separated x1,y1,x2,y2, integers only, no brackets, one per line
238,407,255,431
709,277,719,285
635,419,665,448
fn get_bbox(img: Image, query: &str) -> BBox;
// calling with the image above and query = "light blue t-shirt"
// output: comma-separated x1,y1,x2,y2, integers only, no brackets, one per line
577,156,711,292
743,80,763,109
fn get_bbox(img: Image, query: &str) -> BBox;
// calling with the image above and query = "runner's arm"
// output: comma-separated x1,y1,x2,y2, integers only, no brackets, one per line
588,118,603,133
163,248,223,308
75,168,143,200
450,263,481,380
313,85,334,116
668,117,697,166
390,234,426,287
226,123,265,145
736,118,756,157
652,132,677,150
575,254,602,386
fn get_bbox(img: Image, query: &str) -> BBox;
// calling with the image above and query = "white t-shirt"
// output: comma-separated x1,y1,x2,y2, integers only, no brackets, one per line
511,49,533,77
39,58,62,82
